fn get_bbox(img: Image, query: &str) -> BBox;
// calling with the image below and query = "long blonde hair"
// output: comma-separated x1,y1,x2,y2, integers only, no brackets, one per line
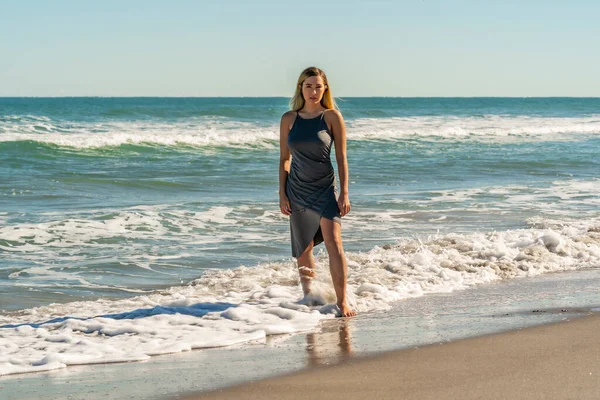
290,67,338,111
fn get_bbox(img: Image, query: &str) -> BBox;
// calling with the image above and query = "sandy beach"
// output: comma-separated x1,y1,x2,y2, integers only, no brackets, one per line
189,312,600,400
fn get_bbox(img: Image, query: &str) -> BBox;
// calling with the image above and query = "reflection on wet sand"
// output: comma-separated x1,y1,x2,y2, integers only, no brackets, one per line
305,318,353,367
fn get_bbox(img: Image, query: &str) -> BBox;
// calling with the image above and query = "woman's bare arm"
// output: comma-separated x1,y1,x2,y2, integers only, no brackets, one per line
327,110,351,217
279,111,294,215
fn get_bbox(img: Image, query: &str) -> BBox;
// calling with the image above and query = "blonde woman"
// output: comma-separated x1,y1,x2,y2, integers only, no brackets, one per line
279,67,356,317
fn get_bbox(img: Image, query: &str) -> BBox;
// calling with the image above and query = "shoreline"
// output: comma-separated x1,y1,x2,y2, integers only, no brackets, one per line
2,268,600,400
186,312,600,400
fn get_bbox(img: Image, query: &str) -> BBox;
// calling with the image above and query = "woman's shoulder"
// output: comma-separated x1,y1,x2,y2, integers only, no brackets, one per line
281,110,297,121
323,108,343,122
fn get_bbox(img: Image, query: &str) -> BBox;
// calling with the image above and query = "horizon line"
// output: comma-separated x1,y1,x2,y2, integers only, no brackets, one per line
1,96,600,99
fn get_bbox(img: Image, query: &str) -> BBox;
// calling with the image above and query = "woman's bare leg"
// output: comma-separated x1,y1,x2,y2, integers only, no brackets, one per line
320,218,356,317
296,241,315,295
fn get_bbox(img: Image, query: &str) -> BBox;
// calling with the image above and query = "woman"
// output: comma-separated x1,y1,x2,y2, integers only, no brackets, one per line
279,67,356,317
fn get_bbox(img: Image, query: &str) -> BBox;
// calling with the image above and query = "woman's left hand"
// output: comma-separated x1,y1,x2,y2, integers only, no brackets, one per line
338,194,351,217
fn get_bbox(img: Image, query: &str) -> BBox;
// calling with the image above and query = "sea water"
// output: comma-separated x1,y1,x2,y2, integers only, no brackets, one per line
1,97,599,376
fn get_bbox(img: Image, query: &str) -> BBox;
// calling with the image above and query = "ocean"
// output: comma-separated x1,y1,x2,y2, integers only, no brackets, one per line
1,97,599,376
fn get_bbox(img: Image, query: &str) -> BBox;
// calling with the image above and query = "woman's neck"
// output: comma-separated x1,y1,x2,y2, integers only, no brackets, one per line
301,104,324,113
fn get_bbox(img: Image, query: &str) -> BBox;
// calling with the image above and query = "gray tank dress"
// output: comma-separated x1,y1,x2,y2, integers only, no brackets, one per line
286,110,341,258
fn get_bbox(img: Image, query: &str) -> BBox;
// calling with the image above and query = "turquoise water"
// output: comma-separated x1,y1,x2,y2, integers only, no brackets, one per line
1,97,600,312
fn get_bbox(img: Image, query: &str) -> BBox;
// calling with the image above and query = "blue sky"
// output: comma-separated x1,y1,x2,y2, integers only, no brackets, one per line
1,0,598,96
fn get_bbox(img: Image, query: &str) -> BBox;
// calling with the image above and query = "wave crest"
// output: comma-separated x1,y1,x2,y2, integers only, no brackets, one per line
1,115,600,151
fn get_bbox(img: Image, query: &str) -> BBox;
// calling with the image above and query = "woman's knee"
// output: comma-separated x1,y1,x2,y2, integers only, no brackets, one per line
323,235,343,253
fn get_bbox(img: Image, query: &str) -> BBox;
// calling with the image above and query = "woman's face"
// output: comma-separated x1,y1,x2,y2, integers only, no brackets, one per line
301,76,326,105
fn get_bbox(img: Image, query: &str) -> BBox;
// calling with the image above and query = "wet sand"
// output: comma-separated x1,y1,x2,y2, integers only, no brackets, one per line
187,313,600,400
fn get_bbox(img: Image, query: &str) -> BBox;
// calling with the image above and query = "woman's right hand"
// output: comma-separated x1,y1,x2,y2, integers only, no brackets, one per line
279,194,292,216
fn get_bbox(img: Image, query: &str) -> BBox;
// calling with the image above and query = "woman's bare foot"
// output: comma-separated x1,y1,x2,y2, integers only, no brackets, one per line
298,292,327,307
337,302,356,318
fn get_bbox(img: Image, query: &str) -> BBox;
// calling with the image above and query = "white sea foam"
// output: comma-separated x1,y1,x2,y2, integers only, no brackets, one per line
0,205,287,293
347,115,600,142
383,179,600,215
0,117,279,149
2,178,599,292
1,217,600,376
2,115,600,149
0,205,284,256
